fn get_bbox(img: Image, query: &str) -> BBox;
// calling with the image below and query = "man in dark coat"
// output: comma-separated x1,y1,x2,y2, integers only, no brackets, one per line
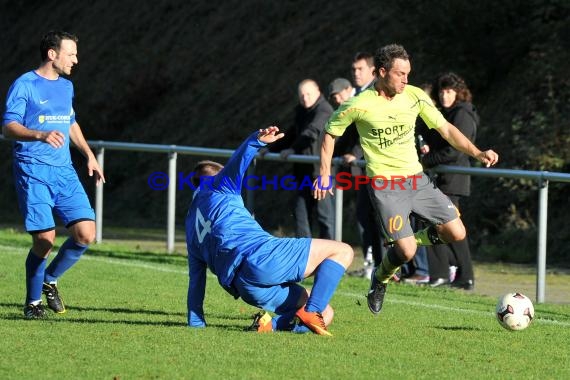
269,79,335,239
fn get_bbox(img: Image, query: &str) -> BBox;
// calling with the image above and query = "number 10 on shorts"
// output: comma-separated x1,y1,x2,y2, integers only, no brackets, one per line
388,215,403,234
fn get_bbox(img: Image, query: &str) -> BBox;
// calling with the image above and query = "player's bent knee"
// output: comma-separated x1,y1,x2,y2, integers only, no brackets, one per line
439,219,466,242
446,225,466,242
74,232,95,246
322,304,334,326
394,237,417,261
71,222,96,245
33,240,54,257
341,242,354,259
32,231,56,256
334,242,354,267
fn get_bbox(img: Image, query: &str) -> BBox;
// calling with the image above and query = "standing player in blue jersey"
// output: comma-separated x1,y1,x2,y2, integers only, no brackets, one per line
186,126,353,336
2,31,105,319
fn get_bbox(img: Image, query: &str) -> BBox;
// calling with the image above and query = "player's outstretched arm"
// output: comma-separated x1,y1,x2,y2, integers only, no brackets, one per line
257,125,285,144
437,122,499,167
188,257,207,328
474,149,499,168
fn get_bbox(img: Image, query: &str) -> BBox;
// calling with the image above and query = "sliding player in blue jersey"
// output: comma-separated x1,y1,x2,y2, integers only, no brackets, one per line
2,31,105,319
185,126,353,336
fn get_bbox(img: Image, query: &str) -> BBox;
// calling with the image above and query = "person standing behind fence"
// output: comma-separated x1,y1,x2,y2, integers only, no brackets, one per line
329,78,359,170
2,31,105,319
420,72,478,290
328,76,382,279
265,79,335,239
349,52,387,275
401,83,436,285
352,51,376,95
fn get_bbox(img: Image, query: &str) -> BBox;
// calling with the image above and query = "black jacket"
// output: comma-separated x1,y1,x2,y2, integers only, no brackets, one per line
421,101,479,196
334,124,364,176
270,94,334,178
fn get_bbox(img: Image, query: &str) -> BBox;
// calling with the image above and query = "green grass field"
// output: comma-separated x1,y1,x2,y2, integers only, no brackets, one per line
1,228,569,380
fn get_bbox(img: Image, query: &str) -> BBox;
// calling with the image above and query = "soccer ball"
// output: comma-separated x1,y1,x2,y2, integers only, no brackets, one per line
495,292,535,331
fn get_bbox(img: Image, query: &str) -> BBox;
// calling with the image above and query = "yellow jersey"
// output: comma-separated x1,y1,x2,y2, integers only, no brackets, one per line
326,84,447,177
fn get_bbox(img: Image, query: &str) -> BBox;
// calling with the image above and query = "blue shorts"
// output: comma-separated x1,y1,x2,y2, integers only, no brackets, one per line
14,162,95,232
233,237,311,314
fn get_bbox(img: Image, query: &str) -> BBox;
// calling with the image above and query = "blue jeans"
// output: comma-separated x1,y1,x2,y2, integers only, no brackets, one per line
356,185,385,265
413,246,429,277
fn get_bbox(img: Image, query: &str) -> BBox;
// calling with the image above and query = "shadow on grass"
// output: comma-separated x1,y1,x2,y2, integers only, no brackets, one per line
0,314,187,327
434,325,484,331
0,302,252,330
67,304,185,316
93,227,187,242
0,302,184,316
84,249,187,266
0,313,248,331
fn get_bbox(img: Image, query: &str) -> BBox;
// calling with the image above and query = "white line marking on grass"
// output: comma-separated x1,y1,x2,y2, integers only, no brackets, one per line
0,246,188,275
1,246,568,327
336,289,570,327
82,255,188,275
338,289,495,316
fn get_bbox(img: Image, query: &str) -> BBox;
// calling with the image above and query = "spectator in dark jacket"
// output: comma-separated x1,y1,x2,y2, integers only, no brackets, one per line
268,79,335,239
420,72,478,290
329,75,384,279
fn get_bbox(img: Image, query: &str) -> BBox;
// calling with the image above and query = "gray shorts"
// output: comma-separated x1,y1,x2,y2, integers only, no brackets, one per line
367,172,459,241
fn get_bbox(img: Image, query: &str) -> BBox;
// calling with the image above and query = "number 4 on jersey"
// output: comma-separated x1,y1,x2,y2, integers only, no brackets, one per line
195,208,211,243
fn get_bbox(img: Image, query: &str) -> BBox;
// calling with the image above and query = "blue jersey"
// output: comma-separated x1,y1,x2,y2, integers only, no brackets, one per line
3,71,76,166
186,132,276,322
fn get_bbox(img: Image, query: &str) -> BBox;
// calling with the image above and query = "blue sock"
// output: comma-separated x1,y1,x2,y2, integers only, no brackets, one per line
290,323,311,334
272,311,311,333
25,250,47,304
273,310,296,331
44,238,88,283
305,259,345,313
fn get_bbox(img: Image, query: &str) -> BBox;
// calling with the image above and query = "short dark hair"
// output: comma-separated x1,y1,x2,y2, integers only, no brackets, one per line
434,72,473,104
191,160,224,187
352,51,375,68
40,31,78,61
374,44,409,72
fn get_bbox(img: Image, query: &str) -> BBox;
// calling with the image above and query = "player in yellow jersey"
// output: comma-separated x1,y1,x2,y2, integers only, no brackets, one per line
313,44,498,315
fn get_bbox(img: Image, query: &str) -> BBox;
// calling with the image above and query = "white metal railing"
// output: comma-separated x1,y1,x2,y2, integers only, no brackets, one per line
88,140,348,250
2,136,569,303
86,140,570,303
